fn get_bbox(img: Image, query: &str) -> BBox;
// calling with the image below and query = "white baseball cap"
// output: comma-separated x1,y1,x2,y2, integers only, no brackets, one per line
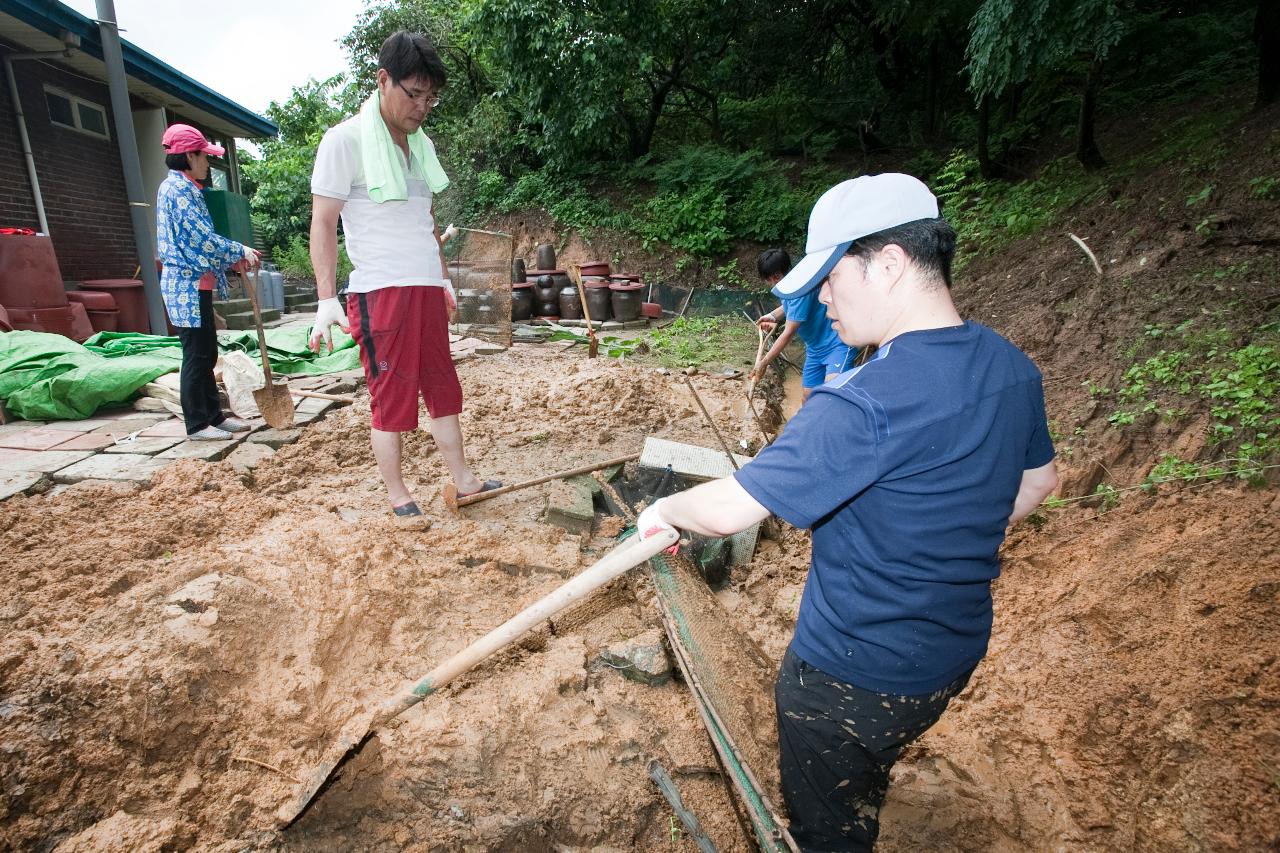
772,173,940,298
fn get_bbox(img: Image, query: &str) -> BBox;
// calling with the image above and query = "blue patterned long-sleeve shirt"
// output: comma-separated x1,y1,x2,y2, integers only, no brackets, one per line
156,170,246,327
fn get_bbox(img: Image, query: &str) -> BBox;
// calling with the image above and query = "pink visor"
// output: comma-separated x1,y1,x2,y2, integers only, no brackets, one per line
161,123,224,157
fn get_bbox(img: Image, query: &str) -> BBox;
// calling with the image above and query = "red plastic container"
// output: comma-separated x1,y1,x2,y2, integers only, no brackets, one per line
0,234,67,309
640,302,663,319
7,303,95,341
80,279,149,333
65,290,118,310
579,261,610,277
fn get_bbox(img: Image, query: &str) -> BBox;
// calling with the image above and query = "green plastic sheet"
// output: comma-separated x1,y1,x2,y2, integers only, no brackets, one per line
0,327,361,421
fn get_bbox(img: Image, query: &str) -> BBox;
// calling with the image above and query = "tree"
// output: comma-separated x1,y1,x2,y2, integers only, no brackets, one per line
1257,0,1280,108
966,0,1134,172
241,75,353,252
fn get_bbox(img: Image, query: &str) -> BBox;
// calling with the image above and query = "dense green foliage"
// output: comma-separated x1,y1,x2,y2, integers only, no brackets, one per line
243,0,1267,267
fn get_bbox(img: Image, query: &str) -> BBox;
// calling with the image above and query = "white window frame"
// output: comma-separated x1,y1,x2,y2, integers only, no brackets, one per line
43,85,111,141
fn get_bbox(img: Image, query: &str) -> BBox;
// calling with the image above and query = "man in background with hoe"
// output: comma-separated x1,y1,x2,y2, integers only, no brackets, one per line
638,174,1059,850
308,30,499,517
753,247,852,402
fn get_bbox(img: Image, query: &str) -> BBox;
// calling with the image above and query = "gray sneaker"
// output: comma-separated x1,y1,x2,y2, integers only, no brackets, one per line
219,417,252,432
189,425,232,441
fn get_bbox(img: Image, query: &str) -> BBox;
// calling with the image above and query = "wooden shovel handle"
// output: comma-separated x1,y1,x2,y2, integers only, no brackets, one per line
451,452,639,508
240,270,274,385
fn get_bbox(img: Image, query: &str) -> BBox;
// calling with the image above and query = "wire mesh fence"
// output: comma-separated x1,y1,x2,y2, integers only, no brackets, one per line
446,227,514,348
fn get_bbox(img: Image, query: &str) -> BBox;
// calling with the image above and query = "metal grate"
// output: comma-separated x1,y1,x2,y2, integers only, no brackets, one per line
446,227,514,348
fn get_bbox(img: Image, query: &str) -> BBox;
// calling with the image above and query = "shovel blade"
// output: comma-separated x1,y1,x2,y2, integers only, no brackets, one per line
276,710,378,828
254,383,296,430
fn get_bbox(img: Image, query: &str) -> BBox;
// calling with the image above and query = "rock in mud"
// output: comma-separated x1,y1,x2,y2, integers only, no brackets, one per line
593,629,672,686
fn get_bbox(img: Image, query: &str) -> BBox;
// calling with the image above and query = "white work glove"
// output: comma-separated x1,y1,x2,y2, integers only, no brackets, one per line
442,280,457,312
442,223,459,243
636,497,680,554
241,246,262,268
309,297,348,353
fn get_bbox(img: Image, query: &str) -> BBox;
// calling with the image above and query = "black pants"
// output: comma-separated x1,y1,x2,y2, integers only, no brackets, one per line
774,647,974,852
174,291,225,435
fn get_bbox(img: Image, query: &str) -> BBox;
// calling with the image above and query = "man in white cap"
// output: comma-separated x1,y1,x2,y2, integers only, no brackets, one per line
636,173,1059,850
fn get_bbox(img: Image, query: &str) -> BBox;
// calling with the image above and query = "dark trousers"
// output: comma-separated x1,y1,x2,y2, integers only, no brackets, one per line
174,291,225,435
774,647,973,852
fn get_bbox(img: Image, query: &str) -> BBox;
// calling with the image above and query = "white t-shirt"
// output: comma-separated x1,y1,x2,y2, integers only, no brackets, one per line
311,116,446,293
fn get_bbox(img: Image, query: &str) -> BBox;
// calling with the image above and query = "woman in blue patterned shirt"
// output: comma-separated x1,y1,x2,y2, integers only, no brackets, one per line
156,124,260,440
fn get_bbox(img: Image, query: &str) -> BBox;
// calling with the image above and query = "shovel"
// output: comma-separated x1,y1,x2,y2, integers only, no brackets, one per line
276,526,679,828
569,264,599,358
240,270,295,429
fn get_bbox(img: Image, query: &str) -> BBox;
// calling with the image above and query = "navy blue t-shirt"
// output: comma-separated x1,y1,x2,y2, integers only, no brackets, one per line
735,321,1054,695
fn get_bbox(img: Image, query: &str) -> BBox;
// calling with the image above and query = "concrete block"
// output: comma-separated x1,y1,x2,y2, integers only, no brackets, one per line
247,428,301,449
0,471,50,502
155,440,237,461
225,442,275,472
53,453,166,484
103,436,184,455
543,478,595,534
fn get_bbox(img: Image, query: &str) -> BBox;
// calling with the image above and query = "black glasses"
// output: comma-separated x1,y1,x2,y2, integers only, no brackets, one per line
396,80,440,109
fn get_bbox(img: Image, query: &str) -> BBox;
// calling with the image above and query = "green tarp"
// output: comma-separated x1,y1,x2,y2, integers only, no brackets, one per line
0,327,361,421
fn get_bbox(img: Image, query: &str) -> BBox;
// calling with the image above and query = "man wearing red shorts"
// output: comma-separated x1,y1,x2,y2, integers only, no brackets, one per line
308,30,497,516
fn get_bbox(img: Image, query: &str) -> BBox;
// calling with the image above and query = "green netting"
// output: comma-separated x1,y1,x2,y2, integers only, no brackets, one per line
647,551,797,852
0,327,362,421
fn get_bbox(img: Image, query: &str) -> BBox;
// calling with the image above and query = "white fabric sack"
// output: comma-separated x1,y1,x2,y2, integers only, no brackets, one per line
221,351,266,418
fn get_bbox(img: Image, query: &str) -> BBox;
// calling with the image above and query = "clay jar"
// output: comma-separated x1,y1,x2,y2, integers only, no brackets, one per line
536,243,557,271
609,282,644,322
583,279,613,322
558,281,584,319
512,258,527,283
534,275,559,316
511,282,534,321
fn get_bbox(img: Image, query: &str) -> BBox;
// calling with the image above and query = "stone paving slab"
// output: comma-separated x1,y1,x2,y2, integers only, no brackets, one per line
140,419,187,438
0,427,82,451
91,422,155,437
0,448,94,474
94,409,169,422
0,472,49,501
46,479,143,499
156,440,237,461
54,453,167,484
53,433,116,452
247,428,301,449
295,396,334,415
226,442,276,472
103,436,184,455
0,421,45,437
41,419,114,432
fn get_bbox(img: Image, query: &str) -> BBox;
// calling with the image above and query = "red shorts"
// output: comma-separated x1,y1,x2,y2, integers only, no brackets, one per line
346,286,462,431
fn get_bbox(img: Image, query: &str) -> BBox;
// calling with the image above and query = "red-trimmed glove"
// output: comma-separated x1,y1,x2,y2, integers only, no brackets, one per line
636,498,680,554
309,297,349,353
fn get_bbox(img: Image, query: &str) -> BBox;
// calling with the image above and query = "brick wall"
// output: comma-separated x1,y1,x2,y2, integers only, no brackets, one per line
0,45,139,282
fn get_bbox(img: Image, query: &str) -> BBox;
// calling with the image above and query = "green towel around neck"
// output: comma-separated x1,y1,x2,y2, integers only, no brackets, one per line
359,89,449,203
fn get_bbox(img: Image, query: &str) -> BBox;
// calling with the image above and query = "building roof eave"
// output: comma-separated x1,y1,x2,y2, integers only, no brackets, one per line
0,0,277,139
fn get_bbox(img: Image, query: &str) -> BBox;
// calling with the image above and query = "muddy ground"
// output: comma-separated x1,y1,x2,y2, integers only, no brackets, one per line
2,339,1275,852
3,96,1279,853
